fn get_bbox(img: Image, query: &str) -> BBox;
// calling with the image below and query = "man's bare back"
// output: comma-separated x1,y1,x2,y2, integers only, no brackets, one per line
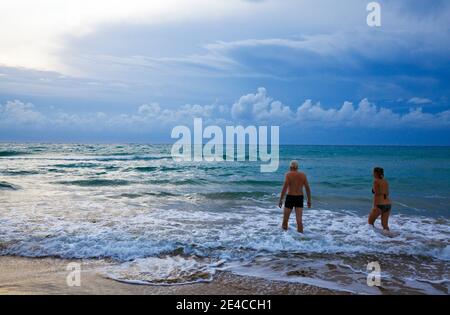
285,171,308,196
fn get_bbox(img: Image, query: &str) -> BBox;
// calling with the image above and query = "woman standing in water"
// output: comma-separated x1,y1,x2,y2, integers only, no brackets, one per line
368,167,392,235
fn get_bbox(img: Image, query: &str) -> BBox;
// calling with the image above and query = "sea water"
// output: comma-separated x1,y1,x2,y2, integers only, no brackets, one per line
0,144,449,294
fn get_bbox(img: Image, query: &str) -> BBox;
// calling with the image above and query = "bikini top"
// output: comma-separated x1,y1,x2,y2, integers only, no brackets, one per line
372,189,388,199
372,181,388,199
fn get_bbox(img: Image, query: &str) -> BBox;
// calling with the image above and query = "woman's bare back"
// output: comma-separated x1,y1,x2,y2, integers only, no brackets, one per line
374,178,391,205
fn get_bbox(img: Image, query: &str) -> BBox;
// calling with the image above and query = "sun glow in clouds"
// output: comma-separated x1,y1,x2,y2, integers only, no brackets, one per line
0,0,253,73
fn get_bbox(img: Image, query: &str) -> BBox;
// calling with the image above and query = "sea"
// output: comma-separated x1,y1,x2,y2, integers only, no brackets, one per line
0,143,449,294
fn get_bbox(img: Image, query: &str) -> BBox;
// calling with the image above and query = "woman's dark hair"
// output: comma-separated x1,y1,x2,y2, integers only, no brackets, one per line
373,167,384,179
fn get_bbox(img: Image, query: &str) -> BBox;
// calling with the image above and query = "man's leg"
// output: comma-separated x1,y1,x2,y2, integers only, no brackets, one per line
368,208,381,226
282,207,293,230
294,207,303,233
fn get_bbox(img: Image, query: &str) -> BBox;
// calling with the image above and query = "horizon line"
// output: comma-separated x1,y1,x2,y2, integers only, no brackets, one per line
1,141,450,147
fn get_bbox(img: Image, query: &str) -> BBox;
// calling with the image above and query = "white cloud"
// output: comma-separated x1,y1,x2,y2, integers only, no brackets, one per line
134,103,228,126
0,100,46,125
138,103,162,117
228,89,450,129
296,99,395,127
1,89,450,132
408,97,432,105
232,87,270,120
231,87,293,122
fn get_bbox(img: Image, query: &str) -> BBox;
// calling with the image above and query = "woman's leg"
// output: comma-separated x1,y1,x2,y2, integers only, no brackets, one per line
368,208,381,226
381,210,390,231
295,207,303,233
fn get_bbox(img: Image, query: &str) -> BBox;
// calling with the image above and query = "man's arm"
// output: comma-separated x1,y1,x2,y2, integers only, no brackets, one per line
304,176,312,208
279,174,289,208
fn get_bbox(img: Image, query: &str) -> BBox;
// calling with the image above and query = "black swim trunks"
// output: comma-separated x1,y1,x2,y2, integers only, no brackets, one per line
284,195,304,209
377,204,392,213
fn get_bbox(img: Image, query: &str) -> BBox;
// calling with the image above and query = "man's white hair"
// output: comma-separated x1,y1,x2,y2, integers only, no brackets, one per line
290,160,299,170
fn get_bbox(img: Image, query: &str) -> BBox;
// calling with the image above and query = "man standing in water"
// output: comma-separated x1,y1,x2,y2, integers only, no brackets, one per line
278,160,312,233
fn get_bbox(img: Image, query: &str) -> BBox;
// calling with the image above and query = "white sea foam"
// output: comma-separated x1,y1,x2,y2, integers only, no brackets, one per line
105,256,222,286
1,205,448,264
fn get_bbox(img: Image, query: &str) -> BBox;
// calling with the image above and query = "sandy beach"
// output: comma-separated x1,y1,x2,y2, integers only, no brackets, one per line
0,256,339,295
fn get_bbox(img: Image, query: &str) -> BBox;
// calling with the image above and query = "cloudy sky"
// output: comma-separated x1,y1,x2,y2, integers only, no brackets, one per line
0,0,449,144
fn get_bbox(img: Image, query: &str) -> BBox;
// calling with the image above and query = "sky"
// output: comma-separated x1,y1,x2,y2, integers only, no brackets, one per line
0,0,449,144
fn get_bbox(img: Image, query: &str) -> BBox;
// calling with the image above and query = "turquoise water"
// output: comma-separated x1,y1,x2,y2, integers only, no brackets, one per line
0,143,449,293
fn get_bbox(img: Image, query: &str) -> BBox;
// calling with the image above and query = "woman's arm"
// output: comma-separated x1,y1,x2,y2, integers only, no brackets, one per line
386,181,390,198
373,179,380,207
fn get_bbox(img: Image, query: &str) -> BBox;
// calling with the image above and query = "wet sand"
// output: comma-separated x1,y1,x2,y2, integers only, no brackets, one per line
0,256,340,295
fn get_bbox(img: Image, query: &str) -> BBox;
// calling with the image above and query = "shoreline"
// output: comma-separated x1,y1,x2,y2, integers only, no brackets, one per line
0,256,341,295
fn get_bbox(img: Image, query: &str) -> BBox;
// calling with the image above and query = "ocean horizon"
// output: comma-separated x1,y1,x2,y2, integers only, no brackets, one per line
2,142,450,147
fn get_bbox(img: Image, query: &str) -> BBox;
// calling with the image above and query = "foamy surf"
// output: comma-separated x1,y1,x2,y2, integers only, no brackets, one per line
104,256,224,286
0,208,448,262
